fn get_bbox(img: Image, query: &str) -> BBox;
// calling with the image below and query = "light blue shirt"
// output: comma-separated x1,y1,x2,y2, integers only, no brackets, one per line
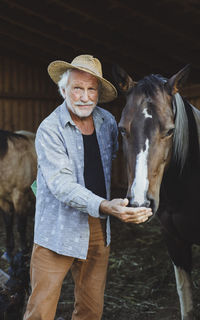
34,101,118,259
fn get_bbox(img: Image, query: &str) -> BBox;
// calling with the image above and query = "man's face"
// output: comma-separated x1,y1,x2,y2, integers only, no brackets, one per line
63,69,99,118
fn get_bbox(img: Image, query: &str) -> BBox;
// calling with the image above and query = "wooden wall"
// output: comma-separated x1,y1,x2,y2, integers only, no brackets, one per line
0,56,61,132
183,84,200,110
0,55,199,198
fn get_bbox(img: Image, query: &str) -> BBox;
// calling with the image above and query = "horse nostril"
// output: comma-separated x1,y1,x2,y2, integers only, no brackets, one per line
127,197,139,207
130,201,140,208
127,197,151,208
126,197,132,207
144,200,151,207
129,199,151,208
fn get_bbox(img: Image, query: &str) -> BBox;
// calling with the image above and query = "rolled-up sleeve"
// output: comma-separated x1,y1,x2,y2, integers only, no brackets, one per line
36,125,104,217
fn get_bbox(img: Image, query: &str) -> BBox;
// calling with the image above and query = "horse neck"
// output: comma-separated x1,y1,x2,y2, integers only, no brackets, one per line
183,99,200,168
161,99,200,210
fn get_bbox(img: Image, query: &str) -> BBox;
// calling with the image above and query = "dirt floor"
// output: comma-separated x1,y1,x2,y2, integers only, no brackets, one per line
0,212,200,320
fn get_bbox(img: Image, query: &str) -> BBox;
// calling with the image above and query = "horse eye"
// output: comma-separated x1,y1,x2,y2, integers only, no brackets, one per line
166,128,174,137
119,127,127,137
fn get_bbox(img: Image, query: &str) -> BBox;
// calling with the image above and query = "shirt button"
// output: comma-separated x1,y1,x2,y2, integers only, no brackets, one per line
78,146,81,150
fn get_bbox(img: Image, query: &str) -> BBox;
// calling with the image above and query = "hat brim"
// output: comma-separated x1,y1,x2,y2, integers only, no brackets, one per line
48,60,117,103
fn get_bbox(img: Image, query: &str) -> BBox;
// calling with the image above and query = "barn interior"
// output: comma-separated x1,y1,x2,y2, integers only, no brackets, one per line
1,0,200,82
0,0,200,194
0,1,200,319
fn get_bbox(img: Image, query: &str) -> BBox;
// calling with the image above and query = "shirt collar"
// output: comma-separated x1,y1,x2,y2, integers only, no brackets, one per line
59,101,75,128
93,107,104,133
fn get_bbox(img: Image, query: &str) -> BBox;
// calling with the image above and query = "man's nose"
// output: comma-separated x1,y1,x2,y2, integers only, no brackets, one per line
81,90,89,102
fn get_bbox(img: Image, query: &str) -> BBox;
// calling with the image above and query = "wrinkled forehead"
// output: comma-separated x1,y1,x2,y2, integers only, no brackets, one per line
69,69,99,86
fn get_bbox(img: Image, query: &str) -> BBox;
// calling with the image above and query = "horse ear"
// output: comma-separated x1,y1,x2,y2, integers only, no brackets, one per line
167,64,191,95
112,64,136,94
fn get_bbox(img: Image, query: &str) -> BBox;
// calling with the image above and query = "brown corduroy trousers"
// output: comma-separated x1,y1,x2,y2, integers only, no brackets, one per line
23,216,110,320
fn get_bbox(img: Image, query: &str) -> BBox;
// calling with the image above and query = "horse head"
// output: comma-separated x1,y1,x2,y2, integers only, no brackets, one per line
113,64,190,215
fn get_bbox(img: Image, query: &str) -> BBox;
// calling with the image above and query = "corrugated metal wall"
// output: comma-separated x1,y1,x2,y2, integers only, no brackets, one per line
0,56,60,132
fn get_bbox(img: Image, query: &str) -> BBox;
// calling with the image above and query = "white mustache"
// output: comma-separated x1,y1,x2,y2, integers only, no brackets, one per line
74,101,94,106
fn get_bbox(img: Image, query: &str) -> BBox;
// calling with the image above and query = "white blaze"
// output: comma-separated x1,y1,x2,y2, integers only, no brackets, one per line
130,139,150,206
143,108,152,119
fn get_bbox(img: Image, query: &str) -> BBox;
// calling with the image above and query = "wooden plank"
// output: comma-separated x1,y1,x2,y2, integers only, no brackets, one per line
0,268,9,286
1,99,12,130
183,84,200,99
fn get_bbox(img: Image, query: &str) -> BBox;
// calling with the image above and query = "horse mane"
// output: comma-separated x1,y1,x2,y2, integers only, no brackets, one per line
172,93,189,171
0,130,28,159
135,74,166,97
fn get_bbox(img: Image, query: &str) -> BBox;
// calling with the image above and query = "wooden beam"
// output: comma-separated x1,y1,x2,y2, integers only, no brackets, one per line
49,0,200,69
0,0,160,70
0,36,48,64
111,0,200,46
0,4,166,77
0,92,59,100
48,0,200,46
1,0,200,78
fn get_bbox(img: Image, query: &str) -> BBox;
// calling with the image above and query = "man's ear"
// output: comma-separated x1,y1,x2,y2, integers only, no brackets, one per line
166,64,191,95
112,64,136,94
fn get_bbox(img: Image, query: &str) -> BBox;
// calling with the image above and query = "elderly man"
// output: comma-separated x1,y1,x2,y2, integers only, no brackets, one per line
24,54,152,320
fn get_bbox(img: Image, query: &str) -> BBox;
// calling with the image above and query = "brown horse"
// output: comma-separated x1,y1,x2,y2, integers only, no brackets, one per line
0,130,37,260
113,65,200,320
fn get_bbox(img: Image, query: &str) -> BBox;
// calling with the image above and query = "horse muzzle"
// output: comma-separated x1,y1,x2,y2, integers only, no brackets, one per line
127,196,157,217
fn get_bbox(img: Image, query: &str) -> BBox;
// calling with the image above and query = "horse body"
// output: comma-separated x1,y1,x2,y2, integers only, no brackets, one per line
0,130,37,258
113,65,200,319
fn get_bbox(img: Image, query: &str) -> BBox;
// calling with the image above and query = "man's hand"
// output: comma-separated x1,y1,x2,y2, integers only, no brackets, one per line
100,198,152,224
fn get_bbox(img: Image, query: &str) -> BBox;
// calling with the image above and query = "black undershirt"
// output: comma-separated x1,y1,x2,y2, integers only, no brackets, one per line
82,130,106,199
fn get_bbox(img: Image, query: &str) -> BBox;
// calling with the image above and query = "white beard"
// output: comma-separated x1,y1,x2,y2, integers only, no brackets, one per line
65,95,96,118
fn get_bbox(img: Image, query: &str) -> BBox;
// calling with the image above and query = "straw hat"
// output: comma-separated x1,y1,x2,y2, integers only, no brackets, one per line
47,54,117,103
